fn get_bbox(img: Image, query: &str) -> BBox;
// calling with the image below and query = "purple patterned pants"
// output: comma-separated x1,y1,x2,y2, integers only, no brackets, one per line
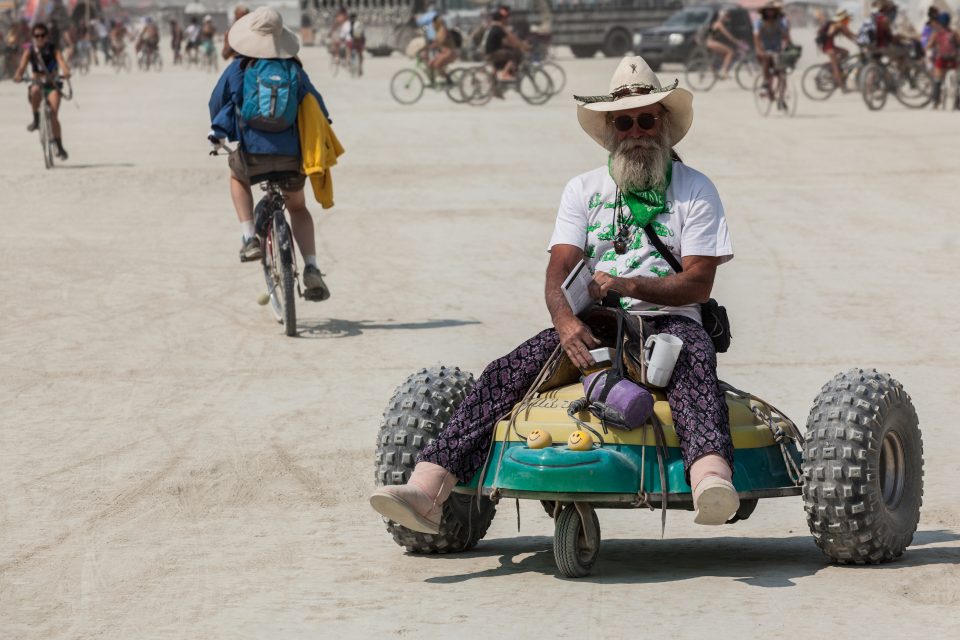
419,315,733,482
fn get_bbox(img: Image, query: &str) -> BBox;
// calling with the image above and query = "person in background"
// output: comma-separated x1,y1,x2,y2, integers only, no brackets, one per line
222,5,249,60
705,9,746,80
927,12,959,109
13,22,71,159
819,9,857,91
426,14,456,82
170,19,183,64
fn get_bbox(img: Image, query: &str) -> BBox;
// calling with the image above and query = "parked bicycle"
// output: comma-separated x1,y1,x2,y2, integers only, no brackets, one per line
685,44,758,92
801,52,863,101
859,50,933,111
459,59,554,106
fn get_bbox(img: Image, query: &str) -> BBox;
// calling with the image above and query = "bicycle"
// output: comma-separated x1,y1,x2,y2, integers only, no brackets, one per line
70,41,92,75
933,66,959,110
859,48,933,111
22,75,72,169
111,47,132,73
390,57,470,105
199,40,218,73
137,44,162,71
685,44,757,92
211,145,323,337
459,59,554,106
801,52,863,101
753,50,799,117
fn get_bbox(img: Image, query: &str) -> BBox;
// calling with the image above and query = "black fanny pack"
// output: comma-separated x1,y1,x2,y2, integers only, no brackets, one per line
642,225,732,353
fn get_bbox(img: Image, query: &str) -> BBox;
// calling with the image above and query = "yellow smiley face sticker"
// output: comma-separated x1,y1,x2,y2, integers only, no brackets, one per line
526,429,553,449
567,430,593,451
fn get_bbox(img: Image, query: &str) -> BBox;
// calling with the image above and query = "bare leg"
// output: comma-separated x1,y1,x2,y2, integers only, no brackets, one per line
230,175,254,223
283,188,317,259
28,84,42,111
47,90,62,139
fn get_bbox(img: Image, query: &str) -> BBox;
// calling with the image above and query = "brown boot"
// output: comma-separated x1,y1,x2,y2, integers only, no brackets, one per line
690,454,739,525
369,462,457,534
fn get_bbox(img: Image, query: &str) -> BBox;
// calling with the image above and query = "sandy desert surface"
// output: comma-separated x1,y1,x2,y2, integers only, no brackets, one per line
1,35,959,639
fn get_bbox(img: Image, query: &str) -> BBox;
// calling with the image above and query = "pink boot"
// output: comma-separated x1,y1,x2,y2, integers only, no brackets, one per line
369,462,458,534
690,454,739,525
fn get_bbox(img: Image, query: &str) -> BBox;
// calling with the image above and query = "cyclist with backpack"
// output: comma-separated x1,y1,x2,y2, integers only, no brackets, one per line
927,12,959,110
426,15,459,83
817,9,857,91
207,7,332,298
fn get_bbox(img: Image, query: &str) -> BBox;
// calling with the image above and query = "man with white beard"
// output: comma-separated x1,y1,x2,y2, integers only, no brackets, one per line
370,57,738,532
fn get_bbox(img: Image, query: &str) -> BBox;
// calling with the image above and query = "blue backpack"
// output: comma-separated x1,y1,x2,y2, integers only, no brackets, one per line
240,59,300,132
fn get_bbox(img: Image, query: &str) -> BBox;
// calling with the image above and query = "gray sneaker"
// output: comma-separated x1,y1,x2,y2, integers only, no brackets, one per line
302,265,330,301
239,236,261,262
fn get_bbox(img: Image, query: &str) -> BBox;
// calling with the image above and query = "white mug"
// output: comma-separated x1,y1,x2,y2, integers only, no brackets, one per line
643,333,684,388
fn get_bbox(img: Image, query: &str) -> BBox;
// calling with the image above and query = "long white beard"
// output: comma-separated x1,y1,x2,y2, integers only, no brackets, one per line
607,121,673,192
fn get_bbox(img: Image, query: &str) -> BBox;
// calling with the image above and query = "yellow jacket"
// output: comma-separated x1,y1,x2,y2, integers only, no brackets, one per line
298,93,344,209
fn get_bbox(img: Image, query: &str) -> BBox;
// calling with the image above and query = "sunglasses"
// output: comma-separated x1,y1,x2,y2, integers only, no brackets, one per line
611,112,662,132
33,32,47,38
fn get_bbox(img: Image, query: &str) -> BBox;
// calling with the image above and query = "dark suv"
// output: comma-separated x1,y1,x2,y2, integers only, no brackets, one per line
632,4,753,70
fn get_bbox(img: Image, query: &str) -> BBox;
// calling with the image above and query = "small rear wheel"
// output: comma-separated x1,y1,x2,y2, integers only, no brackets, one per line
802,369,923,564
445,67,469,103
390,68,425,105
554,503,601,578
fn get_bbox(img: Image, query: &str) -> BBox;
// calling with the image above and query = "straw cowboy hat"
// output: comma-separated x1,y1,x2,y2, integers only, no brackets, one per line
229,6,299,60
575,56,694,152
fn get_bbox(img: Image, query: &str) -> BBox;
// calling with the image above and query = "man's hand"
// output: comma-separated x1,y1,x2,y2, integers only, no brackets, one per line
556,315,600,370
13,73,22,83
207,131,224,154
588,271,621,300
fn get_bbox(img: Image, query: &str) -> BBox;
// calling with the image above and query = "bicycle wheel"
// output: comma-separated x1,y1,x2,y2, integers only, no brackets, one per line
752,74,773,117
274,212,297,337
783,76,799,117
860,62,887,111
539,61,567,95
445,67,469,104
894,63,933,109
461,67,494,106
39,104,54,169
734,56,758,91
390,68,425,105
518,67,554,105
801,63,835,101
153,52,163,72
685,56,718,92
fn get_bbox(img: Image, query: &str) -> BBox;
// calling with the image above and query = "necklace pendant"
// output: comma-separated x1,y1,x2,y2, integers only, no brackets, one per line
614,239,627,255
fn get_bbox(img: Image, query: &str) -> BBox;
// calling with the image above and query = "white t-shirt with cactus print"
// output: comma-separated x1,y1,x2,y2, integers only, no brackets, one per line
548,161,733,324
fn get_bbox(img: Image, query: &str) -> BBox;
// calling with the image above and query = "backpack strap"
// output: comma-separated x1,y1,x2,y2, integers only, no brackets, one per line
643,225,683,274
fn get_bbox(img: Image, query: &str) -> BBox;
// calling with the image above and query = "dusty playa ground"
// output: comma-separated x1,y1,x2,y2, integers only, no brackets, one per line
1,39,959,639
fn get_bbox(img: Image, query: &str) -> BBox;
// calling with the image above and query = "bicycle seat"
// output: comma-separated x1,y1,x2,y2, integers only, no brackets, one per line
251,170,302,186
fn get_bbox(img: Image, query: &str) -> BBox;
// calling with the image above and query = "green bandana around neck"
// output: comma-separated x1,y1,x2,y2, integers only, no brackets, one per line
608,157,673,228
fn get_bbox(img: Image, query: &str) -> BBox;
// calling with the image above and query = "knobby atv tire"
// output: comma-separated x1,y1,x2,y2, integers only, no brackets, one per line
802,369,923,564
374,366,497,553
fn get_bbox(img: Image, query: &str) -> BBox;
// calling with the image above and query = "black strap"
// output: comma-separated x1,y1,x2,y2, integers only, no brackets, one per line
643,225,682,274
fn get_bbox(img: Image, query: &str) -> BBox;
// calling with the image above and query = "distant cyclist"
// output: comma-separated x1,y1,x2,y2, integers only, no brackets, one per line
705,9,746,80
207,7,332,298
136,17,160,59
184,16,200,63
927,12,959,110
817,9,857,90
13,22,70,160
754,1,792,108
426,15,458,82
484,6,529,82
170,19,183,64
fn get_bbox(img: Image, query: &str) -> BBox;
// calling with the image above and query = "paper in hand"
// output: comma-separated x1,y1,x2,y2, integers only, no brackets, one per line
561,260,595,316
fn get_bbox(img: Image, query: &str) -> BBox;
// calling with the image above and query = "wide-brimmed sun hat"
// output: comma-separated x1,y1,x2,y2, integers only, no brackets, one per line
575,56,694,152
832,8,852,22
228,6,299,60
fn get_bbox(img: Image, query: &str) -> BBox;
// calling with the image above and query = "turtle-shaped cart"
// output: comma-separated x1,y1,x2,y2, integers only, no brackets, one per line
374,366,923,577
